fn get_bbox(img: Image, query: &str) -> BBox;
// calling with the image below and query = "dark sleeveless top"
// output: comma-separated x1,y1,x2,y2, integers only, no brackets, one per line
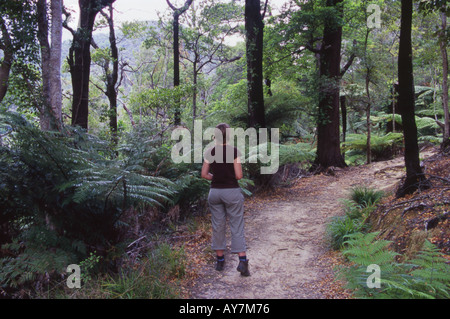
205,145,240,189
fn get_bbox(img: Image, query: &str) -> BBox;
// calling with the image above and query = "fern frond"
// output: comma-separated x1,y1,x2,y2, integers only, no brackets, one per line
342,232,399,267
407,240,450,299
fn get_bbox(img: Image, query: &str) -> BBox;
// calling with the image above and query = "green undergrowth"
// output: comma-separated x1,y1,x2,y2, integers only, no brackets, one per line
58,242,187,299
326,186,450,299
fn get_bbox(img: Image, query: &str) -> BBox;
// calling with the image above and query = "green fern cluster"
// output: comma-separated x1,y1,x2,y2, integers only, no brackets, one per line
372,112,441,142
328,187,450,299
339,232,402,297
350,186,384,208
339,232,450,299
0,226,79,290
245,141,315,179
277,142,316,166
326,215,364,250
407,240,450,298
343,232,398,268
342,132,403,163
0,111,177,297
326,186,382,250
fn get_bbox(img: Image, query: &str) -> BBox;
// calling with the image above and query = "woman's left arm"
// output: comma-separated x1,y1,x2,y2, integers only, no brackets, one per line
234,157,243,180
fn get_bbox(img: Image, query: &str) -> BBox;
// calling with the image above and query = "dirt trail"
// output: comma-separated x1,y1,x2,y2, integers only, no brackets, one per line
188,150,435,299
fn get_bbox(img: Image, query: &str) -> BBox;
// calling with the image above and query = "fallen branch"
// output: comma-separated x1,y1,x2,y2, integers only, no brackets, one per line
127,235,146,248
381,194,431,217
401,202,432,217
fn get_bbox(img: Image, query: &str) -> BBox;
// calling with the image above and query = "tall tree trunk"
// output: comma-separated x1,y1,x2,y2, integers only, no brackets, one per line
100,5,119,144
245,0,266,129
0,17,13,104
173,14,181,125
167,0,193,126
366,76,372,164
364,28,372,164
440,9,449,149
396,0,429,197
313,0,347,169
49,0,63,128
340,95,347,143
37,0,63,131
193,60,198,126
68,0,115,130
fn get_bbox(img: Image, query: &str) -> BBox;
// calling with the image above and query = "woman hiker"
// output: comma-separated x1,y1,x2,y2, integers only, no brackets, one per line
201,123,250,276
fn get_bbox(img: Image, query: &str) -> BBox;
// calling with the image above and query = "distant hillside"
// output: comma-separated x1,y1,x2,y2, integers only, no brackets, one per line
61,21,156,70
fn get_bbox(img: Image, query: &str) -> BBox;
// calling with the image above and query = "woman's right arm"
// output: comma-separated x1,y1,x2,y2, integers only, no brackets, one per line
201,160,213,180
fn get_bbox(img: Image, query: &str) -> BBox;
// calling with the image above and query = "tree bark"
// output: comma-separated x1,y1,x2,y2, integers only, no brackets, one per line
68,0,115,130
440,9,449,149
37,0,63,131
364,28,372,165
366,76,372,164
313,0,347,169
50,0,63,125
396,0,429,197
167,0,193,126
245,0,266,129
340,95,347,143
173,14,181,125
100,5,119,144
193,60,198,122
0,17,13,104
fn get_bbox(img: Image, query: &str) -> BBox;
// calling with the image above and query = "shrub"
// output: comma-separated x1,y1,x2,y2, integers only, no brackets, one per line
326,186,383,250
246,141,315,186
99,243,186,299
350,186,384,208
326,215,364,250
278,142,315,166
0,111,175,297
342,133,403,162
341,199,375,221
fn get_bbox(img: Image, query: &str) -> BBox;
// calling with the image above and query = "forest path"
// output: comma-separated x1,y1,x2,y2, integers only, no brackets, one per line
188,149,435,299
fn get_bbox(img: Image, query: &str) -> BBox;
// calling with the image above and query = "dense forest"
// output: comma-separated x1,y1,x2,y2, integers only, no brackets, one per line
0,0,449,299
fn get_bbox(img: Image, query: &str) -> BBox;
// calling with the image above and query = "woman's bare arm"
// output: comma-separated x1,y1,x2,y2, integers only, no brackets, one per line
201,160,213,180
234,157,243,180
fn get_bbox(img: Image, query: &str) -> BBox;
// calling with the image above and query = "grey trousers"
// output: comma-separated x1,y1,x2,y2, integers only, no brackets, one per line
208,187,246,253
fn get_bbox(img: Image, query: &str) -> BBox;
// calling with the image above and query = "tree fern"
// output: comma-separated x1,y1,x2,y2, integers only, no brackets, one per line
342,132,403,160
372,112,440,140
0,111,179,297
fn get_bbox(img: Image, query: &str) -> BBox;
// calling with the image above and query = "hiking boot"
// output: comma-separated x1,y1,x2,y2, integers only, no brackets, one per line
216,260,225,271
236,259,250,276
